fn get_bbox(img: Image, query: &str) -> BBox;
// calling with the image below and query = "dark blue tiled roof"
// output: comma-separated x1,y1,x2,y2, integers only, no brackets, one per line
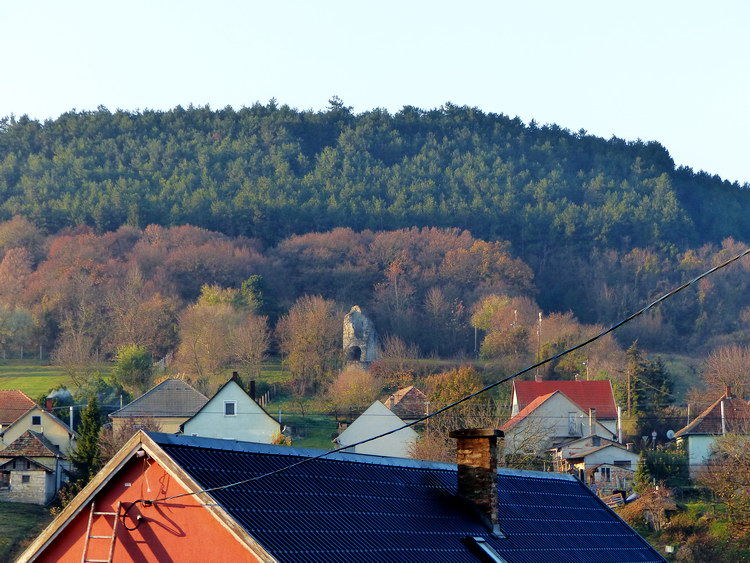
150,433,663,563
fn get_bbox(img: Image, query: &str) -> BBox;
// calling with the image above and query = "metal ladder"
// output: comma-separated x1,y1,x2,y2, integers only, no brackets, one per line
81,501,121,563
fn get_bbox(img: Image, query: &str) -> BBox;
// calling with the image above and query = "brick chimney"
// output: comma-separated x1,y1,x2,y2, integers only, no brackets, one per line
449,428,504,537
45,398,53,413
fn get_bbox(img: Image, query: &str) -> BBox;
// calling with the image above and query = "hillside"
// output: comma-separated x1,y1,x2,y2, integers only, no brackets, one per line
1,102,747,250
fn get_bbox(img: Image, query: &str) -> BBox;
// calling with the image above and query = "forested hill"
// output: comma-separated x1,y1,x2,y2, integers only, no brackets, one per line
0,101,747,253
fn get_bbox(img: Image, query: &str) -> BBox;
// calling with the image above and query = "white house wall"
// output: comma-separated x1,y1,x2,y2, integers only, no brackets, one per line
683,435,716,478
337,401,417,458
182,381,280,443
504,393,616,456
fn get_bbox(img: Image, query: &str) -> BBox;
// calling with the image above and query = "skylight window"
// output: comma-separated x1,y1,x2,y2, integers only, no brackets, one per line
463,537,508,563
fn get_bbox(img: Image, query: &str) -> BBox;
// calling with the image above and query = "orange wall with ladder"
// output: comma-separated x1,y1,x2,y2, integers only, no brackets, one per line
35,455,263,562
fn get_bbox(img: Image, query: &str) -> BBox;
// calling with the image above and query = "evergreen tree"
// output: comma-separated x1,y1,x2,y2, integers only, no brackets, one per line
68,395,102,483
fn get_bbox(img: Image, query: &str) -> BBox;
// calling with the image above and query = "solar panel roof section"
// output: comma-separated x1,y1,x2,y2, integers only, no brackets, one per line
151,434,664,563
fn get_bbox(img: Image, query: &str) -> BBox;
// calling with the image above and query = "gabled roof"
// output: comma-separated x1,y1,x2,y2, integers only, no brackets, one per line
571,442,639,460
1,430,62,458
23,432,665,562
501,391,557,431
514,380,618,418
336,400,417,456
0,390,37,425
674,393,750,437
0,403,77,440
384,385,428,419
180,374,279,432
550,434,620,452
109,378,208,419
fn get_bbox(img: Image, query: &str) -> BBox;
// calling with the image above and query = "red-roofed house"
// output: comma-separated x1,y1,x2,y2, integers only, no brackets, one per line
0,390,37,431
501,390,618,459
512,379,620,436
0,390,77,456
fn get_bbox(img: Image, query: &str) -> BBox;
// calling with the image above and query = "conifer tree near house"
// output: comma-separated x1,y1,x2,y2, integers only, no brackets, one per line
68,396,102,483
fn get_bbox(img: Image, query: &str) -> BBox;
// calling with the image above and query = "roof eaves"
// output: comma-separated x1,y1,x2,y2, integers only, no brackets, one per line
674,395,726,437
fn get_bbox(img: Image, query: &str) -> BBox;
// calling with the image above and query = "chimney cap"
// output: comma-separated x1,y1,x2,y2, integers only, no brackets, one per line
449,428,503,439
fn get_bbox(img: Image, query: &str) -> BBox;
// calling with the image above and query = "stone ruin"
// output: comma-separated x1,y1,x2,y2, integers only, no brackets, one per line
343,306,379,364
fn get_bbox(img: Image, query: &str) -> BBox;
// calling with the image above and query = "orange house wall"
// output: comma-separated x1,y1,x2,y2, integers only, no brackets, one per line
36,456,263,562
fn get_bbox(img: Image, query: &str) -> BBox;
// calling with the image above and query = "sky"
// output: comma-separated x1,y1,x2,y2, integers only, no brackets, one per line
2,1,749,184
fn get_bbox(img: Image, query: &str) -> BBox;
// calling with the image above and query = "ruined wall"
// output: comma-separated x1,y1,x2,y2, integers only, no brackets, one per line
343,306,379,363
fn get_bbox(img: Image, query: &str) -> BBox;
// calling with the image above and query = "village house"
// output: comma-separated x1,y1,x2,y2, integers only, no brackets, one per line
19,429,664,562
0,430,67,504
108,378,208,433
0,389,37,432
511,378,621,436
560,442,640,495
180,373,281,443
500,390,618,459
0,390,77,455
674,387,750,478
383,385,428,423
0,390,77,504
550,434,638,494
334,400,417,458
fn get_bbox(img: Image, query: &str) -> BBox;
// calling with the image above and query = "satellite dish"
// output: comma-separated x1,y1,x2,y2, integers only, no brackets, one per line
666,429,675,440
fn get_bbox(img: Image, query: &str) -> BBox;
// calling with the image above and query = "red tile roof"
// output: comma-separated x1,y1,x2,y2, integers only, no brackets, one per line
501,392,557,431
674,393,750,437
1,430,61,457
0,390,37,426
514,380,618,419
384,386,428,419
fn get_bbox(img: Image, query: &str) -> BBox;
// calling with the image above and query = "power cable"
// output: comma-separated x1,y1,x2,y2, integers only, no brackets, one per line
142,245,750,504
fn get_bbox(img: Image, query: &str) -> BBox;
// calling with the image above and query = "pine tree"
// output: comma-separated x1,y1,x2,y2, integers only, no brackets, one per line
68,395,102,483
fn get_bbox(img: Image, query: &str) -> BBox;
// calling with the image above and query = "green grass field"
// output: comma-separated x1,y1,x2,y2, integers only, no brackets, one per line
0,501,53,561
0,360,112,398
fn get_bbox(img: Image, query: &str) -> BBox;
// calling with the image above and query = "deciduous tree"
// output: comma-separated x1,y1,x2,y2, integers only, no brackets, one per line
276,295,342,395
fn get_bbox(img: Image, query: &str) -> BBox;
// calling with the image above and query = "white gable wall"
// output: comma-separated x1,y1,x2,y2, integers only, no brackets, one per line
182,381,280,443
337,401,417,458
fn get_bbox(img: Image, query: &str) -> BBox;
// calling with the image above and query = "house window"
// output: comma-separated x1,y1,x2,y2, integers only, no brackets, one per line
25,460,32,470
31,415,41,426
224,401,237,416
601,467,611,482
21,475,30,484
568,413,577,435
0,471,9,488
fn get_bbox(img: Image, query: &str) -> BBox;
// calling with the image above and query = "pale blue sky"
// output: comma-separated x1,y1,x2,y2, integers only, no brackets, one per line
2,1,748,184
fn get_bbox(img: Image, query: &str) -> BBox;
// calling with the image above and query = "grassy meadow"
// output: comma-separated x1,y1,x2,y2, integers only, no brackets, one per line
0,501,53,561
0,360,75,398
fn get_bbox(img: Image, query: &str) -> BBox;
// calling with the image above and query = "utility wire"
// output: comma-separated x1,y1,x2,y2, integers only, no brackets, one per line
141,245,750,505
